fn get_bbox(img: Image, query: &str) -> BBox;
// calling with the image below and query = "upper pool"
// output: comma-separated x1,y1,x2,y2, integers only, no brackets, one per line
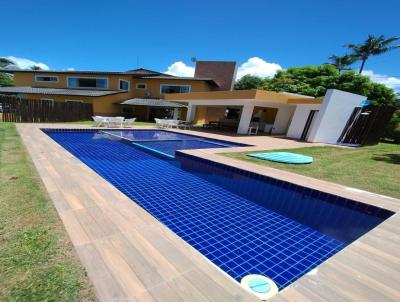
43,129,394,290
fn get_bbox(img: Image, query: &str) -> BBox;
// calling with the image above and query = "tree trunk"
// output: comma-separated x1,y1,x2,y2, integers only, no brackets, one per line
359,59,367,73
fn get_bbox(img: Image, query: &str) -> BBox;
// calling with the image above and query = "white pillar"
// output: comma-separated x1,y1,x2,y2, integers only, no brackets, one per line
237,103,254,134
173,108,179,119
186,105,196,122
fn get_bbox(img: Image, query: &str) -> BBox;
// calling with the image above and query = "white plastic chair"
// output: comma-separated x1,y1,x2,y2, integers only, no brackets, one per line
108,117,124,128
154,118,165,128
92,116,108,127
123,118,136,128
168,120,180,128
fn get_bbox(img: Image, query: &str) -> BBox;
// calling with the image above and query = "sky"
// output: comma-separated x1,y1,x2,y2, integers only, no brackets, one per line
2,0,400,90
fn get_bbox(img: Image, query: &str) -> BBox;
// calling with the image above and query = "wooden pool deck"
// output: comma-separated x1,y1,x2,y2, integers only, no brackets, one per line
16,124,399,302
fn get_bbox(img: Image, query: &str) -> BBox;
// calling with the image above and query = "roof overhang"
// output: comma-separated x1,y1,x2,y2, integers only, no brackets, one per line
117,98,187,108
164,89,322,105
0,86,124,97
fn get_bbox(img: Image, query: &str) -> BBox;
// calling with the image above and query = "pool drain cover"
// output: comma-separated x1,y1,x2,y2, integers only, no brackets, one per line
241,275,278,300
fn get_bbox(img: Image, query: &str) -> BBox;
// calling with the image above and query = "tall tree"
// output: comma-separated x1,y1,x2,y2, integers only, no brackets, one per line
346,35,400,73
234,75,265,90
30,65,43,70
0,57,15,68
0,58,15,86
327,54,356,72
262,65,397,105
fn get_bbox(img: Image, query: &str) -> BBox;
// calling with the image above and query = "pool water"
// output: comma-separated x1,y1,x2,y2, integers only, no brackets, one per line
101,129,244,157
44,129,394,290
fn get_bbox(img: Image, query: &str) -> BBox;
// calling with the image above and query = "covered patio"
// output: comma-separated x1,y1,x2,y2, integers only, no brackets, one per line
165,90,321,136
116,98,188,122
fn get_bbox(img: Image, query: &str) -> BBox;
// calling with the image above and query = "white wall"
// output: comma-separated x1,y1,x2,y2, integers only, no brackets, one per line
237,103,255,134
307,89,366,144
287,104,321,139
271,105,296,134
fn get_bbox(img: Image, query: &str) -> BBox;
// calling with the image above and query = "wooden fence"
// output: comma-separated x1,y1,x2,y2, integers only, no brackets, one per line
337,105,396,146
0,95,93,123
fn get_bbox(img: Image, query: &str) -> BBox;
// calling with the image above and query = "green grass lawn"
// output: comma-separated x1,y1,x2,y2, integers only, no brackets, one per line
221,144,400,199
0,123,97,302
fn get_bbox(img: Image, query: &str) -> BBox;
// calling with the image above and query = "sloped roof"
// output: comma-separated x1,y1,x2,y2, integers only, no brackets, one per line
118,98,187,108
0,86,123,97
0,68,218,85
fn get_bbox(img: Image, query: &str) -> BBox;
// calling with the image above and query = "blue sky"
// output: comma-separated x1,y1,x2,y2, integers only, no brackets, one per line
2,0,400,89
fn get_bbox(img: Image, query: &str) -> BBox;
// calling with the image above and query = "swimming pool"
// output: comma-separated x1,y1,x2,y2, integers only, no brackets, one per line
100,129,246,157
44,129,394,290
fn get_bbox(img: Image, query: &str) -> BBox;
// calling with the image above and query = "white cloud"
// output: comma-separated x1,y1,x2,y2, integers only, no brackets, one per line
4,56,49,70
164,61,195,77
66,67,75,71
362,70,400,92
236,57,282,79
164,57,282,80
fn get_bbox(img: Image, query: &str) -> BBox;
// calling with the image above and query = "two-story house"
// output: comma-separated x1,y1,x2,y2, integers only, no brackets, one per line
0,61,237,121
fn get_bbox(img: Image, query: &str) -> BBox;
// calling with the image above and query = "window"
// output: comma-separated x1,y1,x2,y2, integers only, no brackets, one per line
136,83,147,89
160,84,191,94
65,99,83,103
67,77,108,89
119,79,130,91
35,75,59,82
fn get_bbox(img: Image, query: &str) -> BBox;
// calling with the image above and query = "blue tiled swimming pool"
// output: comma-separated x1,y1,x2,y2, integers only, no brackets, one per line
101,129,245,157
44,129,394,290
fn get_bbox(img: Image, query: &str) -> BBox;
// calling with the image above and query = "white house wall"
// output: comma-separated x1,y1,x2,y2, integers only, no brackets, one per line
271,105,296,134
287,104,321,139
307,89,366,144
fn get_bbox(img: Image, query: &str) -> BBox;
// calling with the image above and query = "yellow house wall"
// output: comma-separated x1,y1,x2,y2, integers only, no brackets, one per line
14,72,213,98
14,72,214,116
25,92,131,115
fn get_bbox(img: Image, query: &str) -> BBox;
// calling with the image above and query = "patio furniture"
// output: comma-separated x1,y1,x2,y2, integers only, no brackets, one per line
219,119,239,131
92,116,109,127
179,121,194,130
203,121,220,129
166,119,180,128
108,116,124,128
248,126,259,135
123,117,136,128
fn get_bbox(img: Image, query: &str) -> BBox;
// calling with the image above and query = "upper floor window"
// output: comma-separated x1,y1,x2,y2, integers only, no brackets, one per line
35,75,59,82
67,77,108,89
65,99,83,103
119,79,130,91
136,83,147,89
160,84,191,94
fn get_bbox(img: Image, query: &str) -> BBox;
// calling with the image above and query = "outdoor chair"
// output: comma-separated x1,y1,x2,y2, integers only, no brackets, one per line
108,116,124,128
92,116,108,127
123,118,136,128
179,121,194,130
154,118,164,128
166,120,180,128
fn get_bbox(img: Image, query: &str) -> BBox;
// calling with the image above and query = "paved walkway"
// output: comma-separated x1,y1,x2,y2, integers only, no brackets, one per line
17,124,400,302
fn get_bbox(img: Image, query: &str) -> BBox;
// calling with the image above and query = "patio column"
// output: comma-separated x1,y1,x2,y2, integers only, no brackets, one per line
237,103,254,134
173,108,179,119
186,105,196,122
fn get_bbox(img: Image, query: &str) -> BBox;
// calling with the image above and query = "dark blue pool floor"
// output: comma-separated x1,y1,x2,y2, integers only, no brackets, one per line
47,131,346,289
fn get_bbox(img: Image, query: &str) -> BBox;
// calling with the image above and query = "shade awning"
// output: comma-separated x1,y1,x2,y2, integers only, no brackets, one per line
117,98,187,108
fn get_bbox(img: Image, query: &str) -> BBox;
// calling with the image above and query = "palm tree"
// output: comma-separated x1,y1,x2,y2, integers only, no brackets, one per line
31,65,42,70
346,35,400,73
0,57,15,68
328,54,357,72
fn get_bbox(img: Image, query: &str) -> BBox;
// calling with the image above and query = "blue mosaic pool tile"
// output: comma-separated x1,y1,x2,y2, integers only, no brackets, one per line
43,130,393,290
